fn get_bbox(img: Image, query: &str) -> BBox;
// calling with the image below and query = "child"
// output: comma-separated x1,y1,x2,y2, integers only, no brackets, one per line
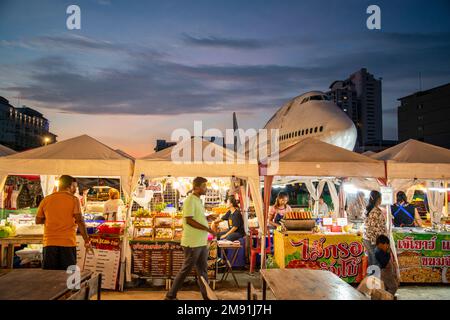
375,235,399,296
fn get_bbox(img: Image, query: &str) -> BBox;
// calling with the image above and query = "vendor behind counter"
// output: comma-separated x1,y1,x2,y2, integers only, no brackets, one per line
391,191,423,228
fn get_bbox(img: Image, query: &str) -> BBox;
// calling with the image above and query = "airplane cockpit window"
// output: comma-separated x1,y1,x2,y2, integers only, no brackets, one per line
302,95,330,103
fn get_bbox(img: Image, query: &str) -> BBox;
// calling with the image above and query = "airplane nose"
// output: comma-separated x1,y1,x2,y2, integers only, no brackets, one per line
322,111,357,151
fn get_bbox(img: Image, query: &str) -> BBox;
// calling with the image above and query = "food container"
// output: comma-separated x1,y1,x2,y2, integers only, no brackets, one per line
97,221,125,235
281,219,316,231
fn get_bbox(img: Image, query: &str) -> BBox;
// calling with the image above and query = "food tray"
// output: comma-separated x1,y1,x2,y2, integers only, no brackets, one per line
281,219,316,231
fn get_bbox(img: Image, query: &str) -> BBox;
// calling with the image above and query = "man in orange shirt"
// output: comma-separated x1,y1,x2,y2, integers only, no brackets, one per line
36,175,92,270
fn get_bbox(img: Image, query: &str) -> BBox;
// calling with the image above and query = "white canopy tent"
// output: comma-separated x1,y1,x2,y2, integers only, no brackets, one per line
371,139,450,223
0,144,16,157
263,138,385,216
126,137,264,281
0,134,134,199
371,139,450,180
259,138,386,267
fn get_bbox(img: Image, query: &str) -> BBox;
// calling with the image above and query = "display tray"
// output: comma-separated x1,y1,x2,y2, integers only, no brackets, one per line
281,219,315,231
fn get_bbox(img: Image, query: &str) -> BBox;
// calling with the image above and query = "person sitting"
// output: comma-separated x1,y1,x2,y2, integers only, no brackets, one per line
212,196,245,241
391,191,423,227
375,235,399,296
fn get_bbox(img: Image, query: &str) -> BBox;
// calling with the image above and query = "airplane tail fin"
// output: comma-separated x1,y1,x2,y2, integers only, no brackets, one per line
233,112,239,153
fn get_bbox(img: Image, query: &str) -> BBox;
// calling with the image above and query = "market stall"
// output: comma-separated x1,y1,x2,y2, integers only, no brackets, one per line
261,138,385,283
371,139,450,283
125,137,264,288
0,135,134,290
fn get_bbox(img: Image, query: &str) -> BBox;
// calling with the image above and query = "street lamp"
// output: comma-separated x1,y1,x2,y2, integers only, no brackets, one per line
44,137,50,146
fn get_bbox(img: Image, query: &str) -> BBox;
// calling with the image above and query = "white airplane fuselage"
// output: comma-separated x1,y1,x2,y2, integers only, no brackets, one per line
262,91,357,151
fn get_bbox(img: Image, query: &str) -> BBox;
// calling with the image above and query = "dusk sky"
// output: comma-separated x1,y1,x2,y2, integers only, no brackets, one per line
1,0,449,157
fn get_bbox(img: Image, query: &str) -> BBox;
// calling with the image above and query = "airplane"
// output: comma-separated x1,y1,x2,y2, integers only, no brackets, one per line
237,91,357,155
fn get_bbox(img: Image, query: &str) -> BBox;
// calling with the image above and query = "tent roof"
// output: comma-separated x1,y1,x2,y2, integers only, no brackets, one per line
0,135,134,196
134,137,259,179
371,139,450,163
140,138,236,162
362,151,376,156
0,144,16,157
6,135,128,160
263,138,384,178
371,139,450,179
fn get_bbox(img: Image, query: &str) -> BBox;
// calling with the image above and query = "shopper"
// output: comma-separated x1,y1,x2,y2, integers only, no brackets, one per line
212,196,245,241
317,197,329,217
36,175,92,270
363,190,387,266
103,188,125,221
268,191,293,228
391,191,423,227
165,177,216,300
375,235,399,296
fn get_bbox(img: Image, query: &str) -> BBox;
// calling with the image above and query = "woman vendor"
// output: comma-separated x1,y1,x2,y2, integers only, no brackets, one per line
103,188,124,221
268,191,293,228
212,196,245,241
391,191,423,227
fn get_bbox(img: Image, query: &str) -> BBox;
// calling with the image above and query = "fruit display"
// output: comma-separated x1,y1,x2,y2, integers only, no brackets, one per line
285,211,313,220
133,208,152,218
133,218,153,227
155,228,173,240
211,206,228,215
173,217,183,228
97,221,125,235
87,187,111,202
154,202,168,213
155,217,172,228
0,222,16,238
135,228,154,239
154,212,171,218
173,228,183,240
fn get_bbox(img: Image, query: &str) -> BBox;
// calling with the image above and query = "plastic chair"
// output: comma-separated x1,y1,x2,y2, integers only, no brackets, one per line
249,228,273,273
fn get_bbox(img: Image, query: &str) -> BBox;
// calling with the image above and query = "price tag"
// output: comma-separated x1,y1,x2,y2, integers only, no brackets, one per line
380,187,394,205
337,218,348,227
323,218,333,226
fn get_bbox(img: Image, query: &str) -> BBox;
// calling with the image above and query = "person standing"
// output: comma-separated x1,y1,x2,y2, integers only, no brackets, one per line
363,190,387,266
317,197,329,217
391,191,423,227
103,188,125,221
35,175,92,270
268,191,293,228
165,177,216,300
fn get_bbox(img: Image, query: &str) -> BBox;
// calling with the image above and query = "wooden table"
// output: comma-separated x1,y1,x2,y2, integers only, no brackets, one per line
260,269,368,300
0,235,43,269
218,243,241,288
0,269,92,300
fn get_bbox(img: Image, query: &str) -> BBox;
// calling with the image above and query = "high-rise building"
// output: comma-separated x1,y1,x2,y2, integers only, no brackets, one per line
328,68,383,148
154,139,177,152
0,96,57,151
397,83,450,149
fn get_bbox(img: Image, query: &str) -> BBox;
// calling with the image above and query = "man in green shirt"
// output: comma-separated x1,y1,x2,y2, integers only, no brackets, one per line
165,177,216,300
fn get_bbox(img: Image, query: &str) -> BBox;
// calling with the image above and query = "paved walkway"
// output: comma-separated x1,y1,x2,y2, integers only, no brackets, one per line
102,271,450,300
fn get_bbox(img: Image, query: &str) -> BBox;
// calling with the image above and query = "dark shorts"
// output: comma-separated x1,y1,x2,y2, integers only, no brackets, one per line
42,246,77,271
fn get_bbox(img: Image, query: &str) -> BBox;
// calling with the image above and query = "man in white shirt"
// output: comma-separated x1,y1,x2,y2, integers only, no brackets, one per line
317,197,329,217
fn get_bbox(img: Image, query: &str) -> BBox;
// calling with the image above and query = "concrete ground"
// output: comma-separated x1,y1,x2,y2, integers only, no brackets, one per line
102,271,450,300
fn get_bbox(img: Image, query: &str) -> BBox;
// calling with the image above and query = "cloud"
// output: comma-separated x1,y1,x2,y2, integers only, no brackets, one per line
1,32,449,124
0,34,165,60
181,34,275,50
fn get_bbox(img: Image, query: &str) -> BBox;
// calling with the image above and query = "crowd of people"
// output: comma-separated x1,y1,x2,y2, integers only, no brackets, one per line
35,173,425,299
